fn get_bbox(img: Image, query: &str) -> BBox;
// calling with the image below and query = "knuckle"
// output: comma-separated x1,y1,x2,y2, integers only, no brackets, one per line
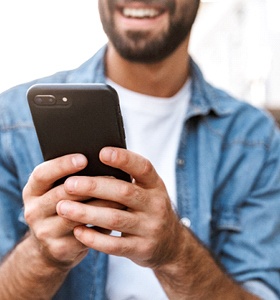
48,242,69,261
105,243,118,254
23,203,37,225
35,226,51,242
54,186,65,200
157,177,166,189
109,211,136,231
86,179,97,193
22,183,30,200
142,240,155,256
118,150,130,166
106,240,132,256
134,187,146,203
61,217,77,230
75,204,87,220
141,159,154,177
151,221,164,237
31,164,45,184
109,210,123,228
118,243,133,257
55,162,67,178
23,208,32,225
146,216,162,236
153,195,167,211
118,182,134,198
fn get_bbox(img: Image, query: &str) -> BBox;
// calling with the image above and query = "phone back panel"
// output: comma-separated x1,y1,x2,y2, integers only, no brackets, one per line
27,84,130,182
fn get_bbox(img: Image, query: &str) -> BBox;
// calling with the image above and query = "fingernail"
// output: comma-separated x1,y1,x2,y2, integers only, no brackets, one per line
65,177,78,192
72,154,87,168
101,148,116,162
58,201,71,216
74,227,83,237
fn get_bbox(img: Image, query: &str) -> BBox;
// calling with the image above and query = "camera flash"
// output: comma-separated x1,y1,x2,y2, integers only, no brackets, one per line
62,97,68,102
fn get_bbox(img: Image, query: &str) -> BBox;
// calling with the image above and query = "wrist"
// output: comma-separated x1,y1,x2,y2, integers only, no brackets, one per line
26,232,73,273
154,222,191,270
0,232,71,299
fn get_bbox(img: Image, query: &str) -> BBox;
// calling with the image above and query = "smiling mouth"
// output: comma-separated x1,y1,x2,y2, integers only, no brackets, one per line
121,7,165,19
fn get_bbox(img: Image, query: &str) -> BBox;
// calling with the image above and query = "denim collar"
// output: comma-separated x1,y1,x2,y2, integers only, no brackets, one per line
187,59,235,120
67,45,234,120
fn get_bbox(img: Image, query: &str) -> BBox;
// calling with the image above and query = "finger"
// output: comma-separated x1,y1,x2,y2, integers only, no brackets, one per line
64,176,145,210
37,216,81,238
35,229,89,264
99,147,163,188
64,176,126,208
23,154,88,197
57,200,139,234
73,225,135,257
24,184,90,223
84,198,126,210
73,226,151,266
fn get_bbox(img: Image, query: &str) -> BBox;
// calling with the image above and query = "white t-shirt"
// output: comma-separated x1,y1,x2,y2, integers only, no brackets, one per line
105,79,191,300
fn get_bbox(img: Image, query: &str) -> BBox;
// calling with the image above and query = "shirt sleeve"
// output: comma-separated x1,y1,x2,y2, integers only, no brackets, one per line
0,130,27,258
212,116,280,298
243,280,279,300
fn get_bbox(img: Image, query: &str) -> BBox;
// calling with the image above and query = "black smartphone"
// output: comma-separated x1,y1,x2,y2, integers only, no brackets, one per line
27,83,130,183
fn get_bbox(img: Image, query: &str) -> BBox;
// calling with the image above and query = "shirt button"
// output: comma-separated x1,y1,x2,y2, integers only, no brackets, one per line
176,158,185,166
180,217,191,228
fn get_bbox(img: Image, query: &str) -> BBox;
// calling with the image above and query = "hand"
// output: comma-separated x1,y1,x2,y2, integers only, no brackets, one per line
23,154,91,268
56,147,186,269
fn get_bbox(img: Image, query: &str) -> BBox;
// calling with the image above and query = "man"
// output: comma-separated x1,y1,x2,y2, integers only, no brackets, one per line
0,0,280,299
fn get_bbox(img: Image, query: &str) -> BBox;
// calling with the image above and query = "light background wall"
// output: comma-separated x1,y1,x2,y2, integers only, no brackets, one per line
191,0,280,108
0,1,107,92
1,0,280,107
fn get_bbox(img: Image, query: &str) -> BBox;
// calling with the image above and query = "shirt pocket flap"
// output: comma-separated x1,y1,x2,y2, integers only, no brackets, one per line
214,208,242,232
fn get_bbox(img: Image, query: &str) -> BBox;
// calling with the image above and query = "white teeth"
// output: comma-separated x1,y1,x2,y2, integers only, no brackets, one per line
123,7,160,18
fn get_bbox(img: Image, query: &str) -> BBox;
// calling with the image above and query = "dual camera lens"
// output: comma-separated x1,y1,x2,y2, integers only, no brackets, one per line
34,95,69,106
34,95,56,106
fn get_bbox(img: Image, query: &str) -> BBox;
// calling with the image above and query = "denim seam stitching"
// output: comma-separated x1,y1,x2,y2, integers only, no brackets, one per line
202,118,271,149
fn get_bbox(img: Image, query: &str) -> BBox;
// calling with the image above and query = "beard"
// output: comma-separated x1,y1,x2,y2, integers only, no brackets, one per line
99,0,200,63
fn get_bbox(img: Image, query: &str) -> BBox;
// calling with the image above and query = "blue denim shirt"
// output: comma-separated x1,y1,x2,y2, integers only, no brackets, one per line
1,46,280,299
